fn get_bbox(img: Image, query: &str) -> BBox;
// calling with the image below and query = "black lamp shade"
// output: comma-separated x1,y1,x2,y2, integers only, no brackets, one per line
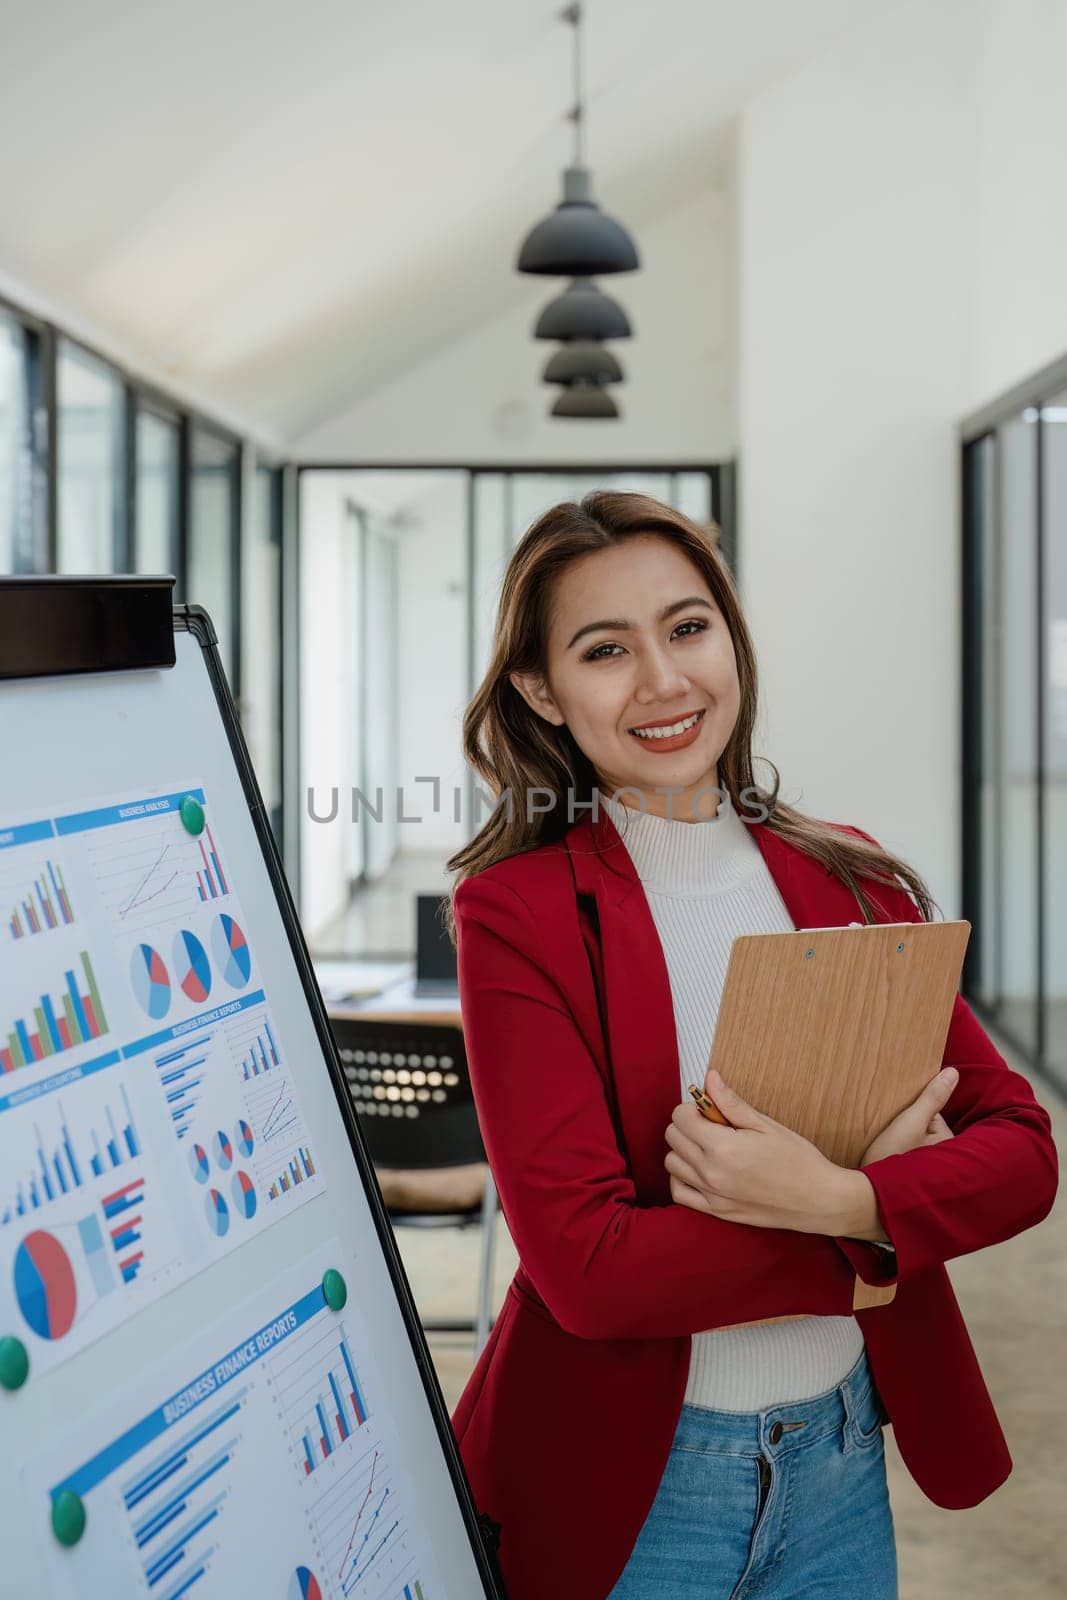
551,383,620,419
517,166,640,276
543,341,623,385
534,277,632,341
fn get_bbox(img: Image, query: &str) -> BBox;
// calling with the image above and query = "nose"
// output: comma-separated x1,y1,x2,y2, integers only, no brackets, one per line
634,642,691,703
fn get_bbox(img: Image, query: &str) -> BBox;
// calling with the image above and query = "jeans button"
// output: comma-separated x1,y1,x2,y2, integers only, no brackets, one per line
768,1421,783,1444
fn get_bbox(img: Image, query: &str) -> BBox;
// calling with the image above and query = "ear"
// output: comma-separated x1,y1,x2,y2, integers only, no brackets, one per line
509,668,566,727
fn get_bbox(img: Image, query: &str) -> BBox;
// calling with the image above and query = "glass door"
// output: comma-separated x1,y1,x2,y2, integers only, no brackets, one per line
1040,392,1067,1086
962,363,1067,1094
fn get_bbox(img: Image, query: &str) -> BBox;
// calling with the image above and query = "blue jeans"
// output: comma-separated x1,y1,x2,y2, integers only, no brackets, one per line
605,1349,897,1600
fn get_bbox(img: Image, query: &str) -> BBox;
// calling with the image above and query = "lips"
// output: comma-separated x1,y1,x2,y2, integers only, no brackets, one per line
628,709,705,735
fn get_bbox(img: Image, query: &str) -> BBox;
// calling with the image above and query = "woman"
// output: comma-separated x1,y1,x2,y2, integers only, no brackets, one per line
445,492,1058,1600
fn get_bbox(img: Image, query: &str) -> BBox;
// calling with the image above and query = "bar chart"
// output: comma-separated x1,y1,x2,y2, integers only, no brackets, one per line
5,857,75,940
1,950,109,1073
119,1387,248,1600
102,1173,146,1283
272,1311,371,1484
1,1084,141,1226
266,1146,316,1201
152,1029,215,1140
194,822,229,902
237,1017,281,1080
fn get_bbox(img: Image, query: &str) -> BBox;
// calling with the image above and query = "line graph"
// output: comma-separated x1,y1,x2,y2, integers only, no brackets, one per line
305,1444,420,1600
256,1077,297,1145
242,1051,316,1204
86,811,232,940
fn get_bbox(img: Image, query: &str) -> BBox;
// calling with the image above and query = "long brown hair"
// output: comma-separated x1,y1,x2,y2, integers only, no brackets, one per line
444,491,938,942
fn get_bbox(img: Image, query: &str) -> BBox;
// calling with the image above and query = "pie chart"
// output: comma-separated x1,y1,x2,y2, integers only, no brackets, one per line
14,1230,77,1340
189,1143,210,1184
130,944,171,1020
215,1130,234,1170
172,930,212,1004
289,1568,323,1600
236,1119,254,1157
231,1170,257,1220
211,914,251,989
205,1188,230,1238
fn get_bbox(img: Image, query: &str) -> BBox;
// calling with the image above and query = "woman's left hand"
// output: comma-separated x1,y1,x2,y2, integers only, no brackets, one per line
665,1070,849,1234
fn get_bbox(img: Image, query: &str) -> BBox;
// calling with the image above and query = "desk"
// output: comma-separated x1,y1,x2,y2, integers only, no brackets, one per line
315,959,463,1029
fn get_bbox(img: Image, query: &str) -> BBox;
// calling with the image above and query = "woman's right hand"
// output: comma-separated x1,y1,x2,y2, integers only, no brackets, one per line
860,1068,958,1166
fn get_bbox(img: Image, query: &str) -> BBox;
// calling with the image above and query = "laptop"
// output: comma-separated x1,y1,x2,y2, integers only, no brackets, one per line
413,893,460,998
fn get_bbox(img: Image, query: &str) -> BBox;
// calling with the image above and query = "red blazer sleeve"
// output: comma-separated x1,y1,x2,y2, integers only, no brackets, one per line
833,828,1059,1288
454,872,862,1341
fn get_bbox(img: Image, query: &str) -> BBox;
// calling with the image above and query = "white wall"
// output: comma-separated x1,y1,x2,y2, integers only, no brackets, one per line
738,0,1067,936
738,0,979,917
973,0,1067,405
294,185,735,465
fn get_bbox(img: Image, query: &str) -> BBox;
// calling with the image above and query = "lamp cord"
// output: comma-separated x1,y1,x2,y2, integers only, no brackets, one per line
563,1,584,166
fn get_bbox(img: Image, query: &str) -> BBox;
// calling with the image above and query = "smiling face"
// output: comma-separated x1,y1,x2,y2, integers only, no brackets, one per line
509,534,742,821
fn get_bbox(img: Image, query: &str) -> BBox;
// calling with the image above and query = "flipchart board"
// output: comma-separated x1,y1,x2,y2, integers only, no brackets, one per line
0,578,503,1600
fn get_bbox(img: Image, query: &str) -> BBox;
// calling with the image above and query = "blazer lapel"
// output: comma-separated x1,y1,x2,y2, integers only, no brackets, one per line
564,804,868,1203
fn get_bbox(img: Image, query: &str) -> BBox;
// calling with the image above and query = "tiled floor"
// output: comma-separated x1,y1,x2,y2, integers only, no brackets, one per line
392,1048,1067,1599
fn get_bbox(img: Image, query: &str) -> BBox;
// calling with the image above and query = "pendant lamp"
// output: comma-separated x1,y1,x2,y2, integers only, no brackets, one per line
533,277,632,342
551,383,620,419
516,4,639,278
543,341,623,385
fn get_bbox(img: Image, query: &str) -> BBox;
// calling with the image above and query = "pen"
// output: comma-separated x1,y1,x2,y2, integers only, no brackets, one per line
687,1082,734,1127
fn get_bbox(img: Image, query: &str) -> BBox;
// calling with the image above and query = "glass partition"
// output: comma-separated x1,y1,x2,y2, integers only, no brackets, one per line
188,425,239,688
242,461,283,847
963,366,1067,1093
297,465,720,958
1040,393,1067,1086
134,407,180,578
997,416,1040,1058
0,312,46,574
56,341,125,574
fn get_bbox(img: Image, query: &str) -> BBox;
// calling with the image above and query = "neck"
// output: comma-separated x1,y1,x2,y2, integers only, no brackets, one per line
598,785,757,894
596,772,725,824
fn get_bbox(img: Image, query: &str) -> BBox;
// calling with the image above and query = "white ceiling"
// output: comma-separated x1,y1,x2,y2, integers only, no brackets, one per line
0,0,886,450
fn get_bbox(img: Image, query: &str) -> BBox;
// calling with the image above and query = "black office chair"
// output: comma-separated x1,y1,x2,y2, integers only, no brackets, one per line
330,1014,498,1357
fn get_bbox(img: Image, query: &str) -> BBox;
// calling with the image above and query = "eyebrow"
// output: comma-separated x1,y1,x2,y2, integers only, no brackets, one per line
566,596,714,651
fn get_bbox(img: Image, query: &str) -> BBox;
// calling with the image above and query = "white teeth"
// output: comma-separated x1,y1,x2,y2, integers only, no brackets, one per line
631,712,701,740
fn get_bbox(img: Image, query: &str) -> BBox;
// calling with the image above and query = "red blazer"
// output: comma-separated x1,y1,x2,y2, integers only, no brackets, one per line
451,806,1059,1600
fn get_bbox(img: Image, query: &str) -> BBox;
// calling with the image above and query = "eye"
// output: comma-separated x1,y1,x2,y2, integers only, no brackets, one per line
580,618,710,662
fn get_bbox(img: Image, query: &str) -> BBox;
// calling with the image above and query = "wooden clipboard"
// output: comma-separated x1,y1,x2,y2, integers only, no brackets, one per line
706,918,970,1328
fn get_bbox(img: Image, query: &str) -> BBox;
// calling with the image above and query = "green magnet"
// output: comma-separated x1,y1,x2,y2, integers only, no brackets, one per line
179,794,205,836
51,1489,86,1547
0,1335,29,1391
322,1268,348,1311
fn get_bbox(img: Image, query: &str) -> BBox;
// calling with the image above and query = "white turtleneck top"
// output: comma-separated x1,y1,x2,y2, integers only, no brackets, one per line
599,788,871,1411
